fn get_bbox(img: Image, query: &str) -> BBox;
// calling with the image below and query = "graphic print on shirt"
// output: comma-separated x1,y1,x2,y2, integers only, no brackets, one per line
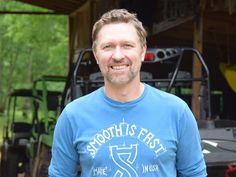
86,119,167,176
110,144,138,177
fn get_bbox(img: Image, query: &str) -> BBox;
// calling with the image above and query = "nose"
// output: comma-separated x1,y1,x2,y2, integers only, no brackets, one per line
112,47,124,61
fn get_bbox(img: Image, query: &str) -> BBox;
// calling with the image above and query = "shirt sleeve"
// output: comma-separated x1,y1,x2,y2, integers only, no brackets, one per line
176,105,207,177
48,108,79,177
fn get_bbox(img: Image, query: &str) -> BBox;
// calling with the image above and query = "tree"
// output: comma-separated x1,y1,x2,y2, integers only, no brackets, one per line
0,3,68,113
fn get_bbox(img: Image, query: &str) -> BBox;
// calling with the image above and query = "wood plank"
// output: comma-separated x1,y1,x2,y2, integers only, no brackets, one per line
192,6,203,120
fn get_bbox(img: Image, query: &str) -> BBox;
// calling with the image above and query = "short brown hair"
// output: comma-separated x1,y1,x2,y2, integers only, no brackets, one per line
92,9,147,49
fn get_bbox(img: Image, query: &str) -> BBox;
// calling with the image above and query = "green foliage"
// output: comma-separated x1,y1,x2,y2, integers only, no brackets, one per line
0,1,49,11
0,2,69,113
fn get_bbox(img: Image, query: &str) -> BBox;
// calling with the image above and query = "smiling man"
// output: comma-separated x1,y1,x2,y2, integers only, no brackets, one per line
92,15,146,102
49,9,207,177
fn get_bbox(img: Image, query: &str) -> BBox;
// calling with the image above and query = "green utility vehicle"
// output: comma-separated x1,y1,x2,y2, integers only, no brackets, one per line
0,89,37,177
26,75,66,177
0,78,66,177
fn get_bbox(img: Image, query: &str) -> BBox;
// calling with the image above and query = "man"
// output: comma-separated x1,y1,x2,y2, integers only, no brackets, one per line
49,9,207,177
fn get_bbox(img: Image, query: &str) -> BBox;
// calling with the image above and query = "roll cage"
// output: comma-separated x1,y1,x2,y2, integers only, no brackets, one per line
69,47,211,119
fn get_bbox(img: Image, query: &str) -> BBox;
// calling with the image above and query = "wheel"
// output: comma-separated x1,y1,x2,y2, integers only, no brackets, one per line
6,151,18,177
32,144,51,177
38,158,50,177
0,146,7,177
0,146,19,177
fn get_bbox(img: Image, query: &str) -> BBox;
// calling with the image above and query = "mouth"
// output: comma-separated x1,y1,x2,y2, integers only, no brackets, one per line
111,64,129,70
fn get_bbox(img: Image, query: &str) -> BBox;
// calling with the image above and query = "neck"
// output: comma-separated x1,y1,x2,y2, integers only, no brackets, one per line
104,81,144,102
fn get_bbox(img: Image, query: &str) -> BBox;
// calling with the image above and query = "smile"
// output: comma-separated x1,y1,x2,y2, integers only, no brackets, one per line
111,65,129,70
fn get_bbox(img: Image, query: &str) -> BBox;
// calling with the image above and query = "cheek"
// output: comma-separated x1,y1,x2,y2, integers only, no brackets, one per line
97,53,112,66
97,59,108,71
95,51,111,63
98,58,107,65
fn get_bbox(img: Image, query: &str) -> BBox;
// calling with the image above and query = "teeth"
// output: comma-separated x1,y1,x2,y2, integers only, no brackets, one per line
112,65,127,70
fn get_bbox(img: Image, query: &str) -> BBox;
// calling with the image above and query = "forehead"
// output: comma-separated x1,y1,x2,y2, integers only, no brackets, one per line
96,23,139,43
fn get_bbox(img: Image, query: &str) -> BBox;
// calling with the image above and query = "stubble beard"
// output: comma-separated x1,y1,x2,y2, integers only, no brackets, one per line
102,62,141,86
106,70,137,85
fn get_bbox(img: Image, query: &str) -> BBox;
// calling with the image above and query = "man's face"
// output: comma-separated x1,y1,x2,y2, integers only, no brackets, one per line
93,23,146,86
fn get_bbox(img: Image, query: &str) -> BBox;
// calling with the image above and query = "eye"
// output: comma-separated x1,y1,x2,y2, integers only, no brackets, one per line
102,44,112,50
123,44,133,49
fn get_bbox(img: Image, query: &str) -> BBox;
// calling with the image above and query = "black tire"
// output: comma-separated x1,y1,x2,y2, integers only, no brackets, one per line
33,144,51,177
6,151,18,177
0,146,7,177
0,159,7,177
38,159,50,177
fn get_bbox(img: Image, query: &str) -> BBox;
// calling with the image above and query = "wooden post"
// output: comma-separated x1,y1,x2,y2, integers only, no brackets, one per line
68,0,92,65
192,5,203,119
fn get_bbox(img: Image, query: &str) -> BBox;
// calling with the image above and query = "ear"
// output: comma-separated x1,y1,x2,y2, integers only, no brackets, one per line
92,49,99,64
141,44,147,61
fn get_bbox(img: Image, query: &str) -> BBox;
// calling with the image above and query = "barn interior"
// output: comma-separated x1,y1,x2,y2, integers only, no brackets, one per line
1,0,236,120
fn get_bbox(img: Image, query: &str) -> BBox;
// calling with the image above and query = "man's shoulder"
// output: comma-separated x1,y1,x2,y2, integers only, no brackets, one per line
66,87,103,108
145,84,187,106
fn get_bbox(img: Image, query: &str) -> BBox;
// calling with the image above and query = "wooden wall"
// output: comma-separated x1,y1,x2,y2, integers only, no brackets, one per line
68,0,118,65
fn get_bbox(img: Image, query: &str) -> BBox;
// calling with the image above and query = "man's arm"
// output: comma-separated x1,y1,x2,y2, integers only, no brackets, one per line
49,109,79,177
176,105,207,177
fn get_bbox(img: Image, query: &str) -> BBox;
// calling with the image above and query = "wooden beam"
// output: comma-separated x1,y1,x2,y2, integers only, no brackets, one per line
16,0,87,14
192,5,203,120
151,15,195,35
0,10,65,15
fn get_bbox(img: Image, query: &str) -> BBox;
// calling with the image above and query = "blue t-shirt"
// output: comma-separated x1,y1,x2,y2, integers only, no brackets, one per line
49,84,207,177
